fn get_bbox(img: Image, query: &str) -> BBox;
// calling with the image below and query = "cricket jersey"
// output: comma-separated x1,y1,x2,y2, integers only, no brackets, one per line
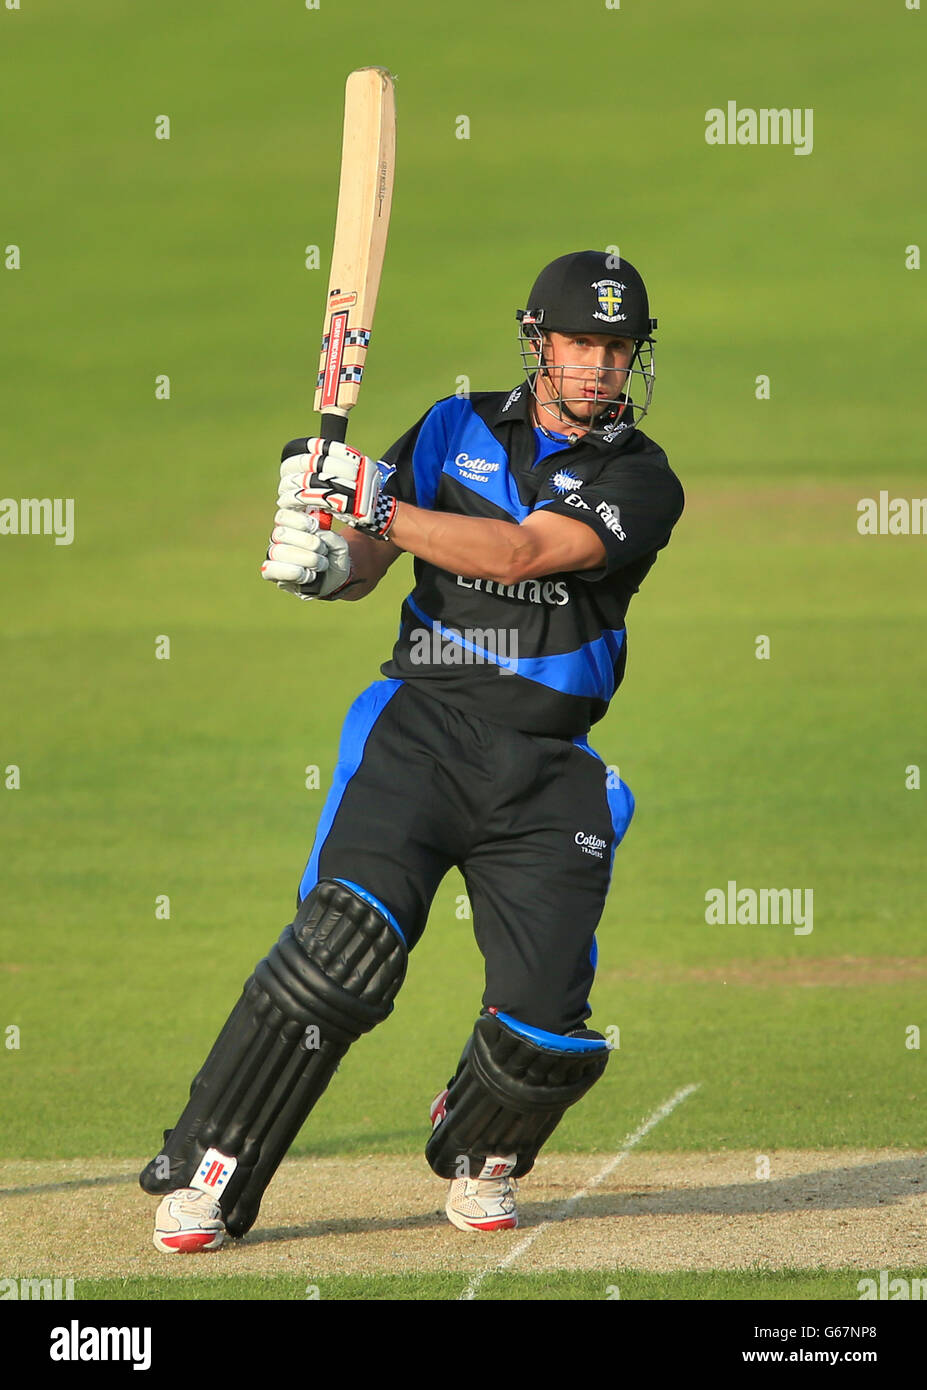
377,383,684,739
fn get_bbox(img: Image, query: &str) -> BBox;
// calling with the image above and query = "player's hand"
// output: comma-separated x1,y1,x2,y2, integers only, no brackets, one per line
277,438,398,539
261,508,355,600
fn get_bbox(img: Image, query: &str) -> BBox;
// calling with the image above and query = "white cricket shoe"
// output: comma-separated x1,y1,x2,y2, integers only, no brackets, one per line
431,1087,518,1232
153,1187,226,1253
446,1171,518,1232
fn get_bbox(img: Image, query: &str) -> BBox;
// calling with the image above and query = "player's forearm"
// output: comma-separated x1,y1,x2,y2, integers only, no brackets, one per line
388,501,529,583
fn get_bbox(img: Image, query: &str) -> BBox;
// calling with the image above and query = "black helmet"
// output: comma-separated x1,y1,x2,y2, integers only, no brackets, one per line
518,250,657,341
516,250,657,437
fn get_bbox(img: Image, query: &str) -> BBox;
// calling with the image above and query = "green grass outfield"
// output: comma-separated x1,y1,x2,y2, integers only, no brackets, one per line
71,1270,907,1302
1,0,925,1303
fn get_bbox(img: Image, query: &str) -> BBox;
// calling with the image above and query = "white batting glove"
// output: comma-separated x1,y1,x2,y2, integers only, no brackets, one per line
278,438,398,539
261,508,355,600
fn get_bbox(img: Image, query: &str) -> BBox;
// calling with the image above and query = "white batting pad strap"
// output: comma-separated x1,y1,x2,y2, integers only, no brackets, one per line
191,1148,238,1195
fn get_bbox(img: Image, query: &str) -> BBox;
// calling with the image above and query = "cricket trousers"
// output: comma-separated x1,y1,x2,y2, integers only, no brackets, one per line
299,679,634,1034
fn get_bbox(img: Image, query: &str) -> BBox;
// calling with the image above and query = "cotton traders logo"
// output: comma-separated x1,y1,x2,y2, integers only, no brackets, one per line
592,280,627,324
575,830,608,859
551,470,583,495
454,453,500,483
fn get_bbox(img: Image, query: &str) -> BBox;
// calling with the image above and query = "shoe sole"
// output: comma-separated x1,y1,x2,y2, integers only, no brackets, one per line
153,1230,225,1253
446,1210,518,1233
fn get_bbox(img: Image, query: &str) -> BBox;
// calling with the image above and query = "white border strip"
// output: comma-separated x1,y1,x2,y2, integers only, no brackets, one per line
459,1082,701,1301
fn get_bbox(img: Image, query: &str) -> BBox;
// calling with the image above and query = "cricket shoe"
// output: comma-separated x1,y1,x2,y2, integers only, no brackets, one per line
445,1167,518,1232
430,1088,518,1232
153,1188,226,1253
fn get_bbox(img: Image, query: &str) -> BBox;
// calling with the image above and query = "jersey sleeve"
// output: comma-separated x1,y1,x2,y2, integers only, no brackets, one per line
376,412,428,506
534,452,685,580
377,395,468,510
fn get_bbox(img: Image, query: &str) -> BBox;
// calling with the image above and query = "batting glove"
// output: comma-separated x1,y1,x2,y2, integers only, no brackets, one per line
261,508,356,600
277,438,398,539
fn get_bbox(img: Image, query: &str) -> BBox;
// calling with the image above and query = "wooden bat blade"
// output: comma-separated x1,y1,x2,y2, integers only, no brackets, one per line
315,67,396,426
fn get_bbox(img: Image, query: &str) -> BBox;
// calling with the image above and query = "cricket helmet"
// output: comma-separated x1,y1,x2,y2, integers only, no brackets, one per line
516,250,657,437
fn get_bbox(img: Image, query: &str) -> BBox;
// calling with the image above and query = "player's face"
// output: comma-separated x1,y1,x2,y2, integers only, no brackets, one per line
534,331,636,429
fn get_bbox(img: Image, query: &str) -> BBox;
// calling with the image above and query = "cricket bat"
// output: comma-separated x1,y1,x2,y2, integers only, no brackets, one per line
312,66,396,530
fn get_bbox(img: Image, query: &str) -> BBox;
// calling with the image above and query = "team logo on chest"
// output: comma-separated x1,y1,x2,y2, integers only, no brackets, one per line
551,470,583,495
592,279,627,324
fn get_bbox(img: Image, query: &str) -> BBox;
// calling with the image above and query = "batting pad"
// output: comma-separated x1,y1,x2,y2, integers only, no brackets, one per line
425,1009,609,1180
139,879,406,1237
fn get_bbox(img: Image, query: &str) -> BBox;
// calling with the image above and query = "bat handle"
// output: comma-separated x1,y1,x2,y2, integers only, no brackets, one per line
311,411,349,532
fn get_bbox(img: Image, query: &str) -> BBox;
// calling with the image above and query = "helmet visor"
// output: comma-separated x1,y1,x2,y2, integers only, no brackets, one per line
518,324,654,433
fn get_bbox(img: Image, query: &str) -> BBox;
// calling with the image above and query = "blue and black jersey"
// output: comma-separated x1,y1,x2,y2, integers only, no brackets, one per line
378,383,684,739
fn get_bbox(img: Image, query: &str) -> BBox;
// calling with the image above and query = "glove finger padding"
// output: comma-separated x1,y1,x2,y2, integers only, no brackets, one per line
269,530,331,562
279,439,364,484
273,507,323,533
274,581,320,601
262,559,315,585
262,525,354,599
263,533,329,587
276,438,392,535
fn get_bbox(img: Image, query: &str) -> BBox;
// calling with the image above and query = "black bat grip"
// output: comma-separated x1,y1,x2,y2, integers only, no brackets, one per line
320,412,348,444
313,413,348,530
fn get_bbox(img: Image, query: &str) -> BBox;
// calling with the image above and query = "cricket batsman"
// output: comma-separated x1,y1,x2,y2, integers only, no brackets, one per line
140,250,684,1250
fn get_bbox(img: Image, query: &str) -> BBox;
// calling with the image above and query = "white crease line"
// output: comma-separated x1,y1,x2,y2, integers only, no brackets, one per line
459,1082,702,1301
